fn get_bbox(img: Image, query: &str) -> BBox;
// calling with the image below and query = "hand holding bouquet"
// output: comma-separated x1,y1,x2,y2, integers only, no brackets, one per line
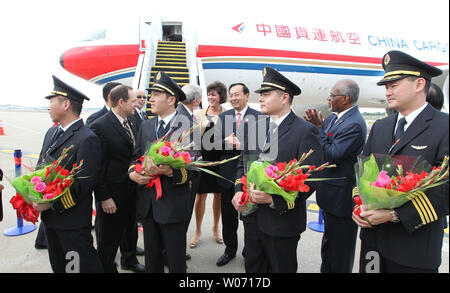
134,128,239,200
10,145,83,223
353,154,449,218
236,150,337,215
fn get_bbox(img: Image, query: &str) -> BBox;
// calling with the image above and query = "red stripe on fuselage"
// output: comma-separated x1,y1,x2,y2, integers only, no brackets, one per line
197,45,448,67
61,44,141,80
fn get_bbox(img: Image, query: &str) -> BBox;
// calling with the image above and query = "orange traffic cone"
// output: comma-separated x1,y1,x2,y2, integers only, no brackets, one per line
0,120,5,135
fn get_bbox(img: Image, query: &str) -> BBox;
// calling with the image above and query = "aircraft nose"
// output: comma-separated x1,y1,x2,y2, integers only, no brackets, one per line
60,52,65,69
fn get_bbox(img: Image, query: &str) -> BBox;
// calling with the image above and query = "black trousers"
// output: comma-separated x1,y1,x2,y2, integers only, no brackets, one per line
219,186,239,256
359,242,438,273
320,210,358,273
243,220,300,273
142,208,189,273
35,222,48,247
96,198,139,273
44,224,103,273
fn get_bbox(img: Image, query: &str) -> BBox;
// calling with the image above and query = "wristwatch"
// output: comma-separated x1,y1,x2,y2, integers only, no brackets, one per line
390,210,400,223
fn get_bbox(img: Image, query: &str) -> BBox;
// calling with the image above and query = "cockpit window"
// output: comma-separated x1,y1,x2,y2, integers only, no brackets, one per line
83,30,106,41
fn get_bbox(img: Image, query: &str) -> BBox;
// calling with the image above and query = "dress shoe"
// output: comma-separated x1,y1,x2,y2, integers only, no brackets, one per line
121,263,146,273
136,246,145,256
34,244,47,250
216,253,235,266
186,253,191,260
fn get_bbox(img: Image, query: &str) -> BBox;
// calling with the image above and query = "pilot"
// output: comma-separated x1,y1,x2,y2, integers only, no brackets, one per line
353,50,448,273
232,67,324,273
33,76,103,273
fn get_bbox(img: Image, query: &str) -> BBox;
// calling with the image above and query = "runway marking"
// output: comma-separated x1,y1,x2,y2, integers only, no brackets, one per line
1,149,14,153
2,123,45,136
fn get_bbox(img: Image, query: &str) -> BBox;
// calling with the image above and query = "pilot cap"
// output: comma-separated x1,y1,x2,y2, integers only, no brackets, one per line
147,71,186,102
254,66,301,96
45,75,90,103
377,50,443,86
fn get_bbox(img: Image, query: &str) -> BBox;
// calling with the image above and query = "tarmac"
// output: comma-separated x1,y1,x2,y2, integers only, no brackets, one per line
0,109,448,273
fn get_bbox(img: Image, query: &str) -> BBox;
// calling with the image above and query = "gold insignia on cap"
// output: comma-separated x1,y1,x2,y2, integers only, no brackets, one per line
384,53,390,66
156,72,161,81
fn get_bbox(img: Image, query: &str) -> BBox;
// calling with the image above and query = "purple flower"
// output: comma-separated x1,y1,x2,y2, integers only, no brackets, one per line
33,182,47,193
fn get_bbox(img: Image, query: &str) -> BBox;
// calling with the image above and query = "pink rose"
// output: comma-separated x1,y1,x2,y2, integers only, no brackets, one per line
30,176,42,185
159,146,173,157
34,182,47,193
173,151,182,159
265,165,278,179
371,171,391,188
43,193,57,200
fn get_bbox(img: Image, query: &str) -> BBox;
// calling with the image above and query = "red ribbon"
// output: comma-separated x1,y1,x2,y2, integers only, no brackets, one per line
10,193,39,224
146,176,162,200
238,176,255,206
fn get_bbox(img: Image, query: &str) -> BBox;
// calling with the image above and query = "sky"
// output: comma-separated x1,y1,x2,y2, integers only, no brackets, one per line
0,0,448,109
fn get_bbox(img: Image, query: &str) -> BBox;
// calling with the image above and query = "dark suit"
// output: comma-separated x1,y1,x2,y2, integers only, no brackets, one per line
129,113,192,272
235,111,324,272
315,106,367,273
174,103,200,219
38,119,103,273
214,106,261,257
85,105,108,127
128,108,148,130
359,104,449,272
89,111,140,273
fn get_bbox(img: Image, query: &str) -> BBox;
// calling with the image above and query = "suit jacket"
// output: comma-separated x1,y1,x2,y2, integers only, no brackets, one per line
361,104,449,269
38,120,101,230
214,107,261,190
89,111,138,205
85,106,108,127
316,106,367,217
235,111,324,237
129,113,192,224
128,108,147,130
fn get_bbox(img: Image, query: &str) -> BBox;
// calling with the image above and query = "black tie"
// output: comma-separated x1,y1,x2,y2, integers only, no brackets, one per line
141,111,146,120
157,120,166,138
51,127,64,146
325,114,338,133
394,118,407,142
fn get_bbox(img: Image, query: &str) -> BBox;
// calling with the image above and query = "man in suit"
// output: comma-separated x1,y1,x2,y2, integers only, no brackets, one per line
232,67,324,273
128,89,148,130
304,79,367,273
85,82,121,127
129,71,192,273
33,75,103,273
89,85,145,273
214,83,261,266
178,84,202,208
353,50,449,273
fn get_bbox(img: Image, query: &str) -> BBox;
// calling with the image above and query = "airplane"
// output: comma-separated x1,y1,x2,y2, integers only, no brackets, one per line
59,17,449,115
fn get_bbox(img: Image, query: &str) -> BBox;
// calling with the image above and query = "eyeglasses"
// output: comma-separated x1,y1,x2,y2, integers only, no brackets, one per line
137,95,147,99
328,93,346,99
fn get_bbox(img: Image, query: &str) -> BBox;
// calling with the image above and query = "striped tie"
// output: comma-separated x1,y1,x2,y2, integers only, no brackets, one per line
123,120,135,147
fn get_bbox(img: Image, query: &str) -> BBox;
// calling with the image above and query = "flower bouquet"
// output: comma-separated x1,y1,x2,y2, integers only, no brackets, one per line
237,149,337,215
134,129,239,200
353,153,449,215
10,145,83,223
